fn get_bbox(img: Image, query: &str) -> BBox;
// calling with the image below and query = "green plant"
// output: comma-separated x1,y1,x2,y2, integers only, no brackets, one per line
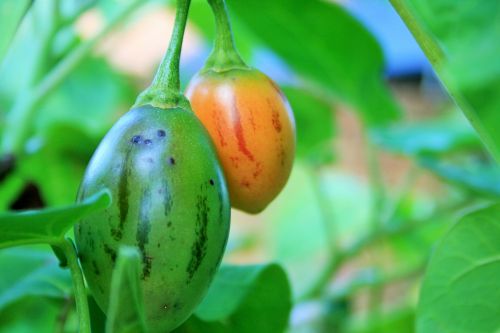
0,0,498,332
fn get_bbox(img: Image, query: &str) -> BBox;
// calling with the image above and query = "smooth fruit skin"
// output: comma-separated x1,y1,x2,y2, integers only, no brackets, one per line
186,68,296,214
75,105,230,332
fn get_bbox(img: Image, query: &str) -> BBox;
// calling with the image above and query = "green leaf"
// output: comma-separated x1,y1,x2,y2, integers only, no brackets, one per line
372,113,481,156
419,157,500,199
176,264,292,333
0,0,32,64
0,261,72,311
13,57,135,206
417,204,500,333
0,247,74,331
106,246,147,333
0,190,110,248
228,0,400,126
0,247,57,294
349,307,415,333
390,0,500,163
36,57,135,137
0,297,66,333
19,122,100,206
283,86,336,166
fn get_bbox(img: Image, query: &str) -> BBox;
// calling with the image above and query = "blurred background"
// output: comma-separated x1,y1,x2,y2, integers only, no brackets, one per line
0,0,497,332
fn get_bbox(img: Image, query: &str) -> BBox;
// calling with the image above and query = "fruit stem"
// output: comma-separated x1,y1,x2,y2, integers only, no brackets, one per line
58,238,91,333
203,0,248,72
134,0,192,109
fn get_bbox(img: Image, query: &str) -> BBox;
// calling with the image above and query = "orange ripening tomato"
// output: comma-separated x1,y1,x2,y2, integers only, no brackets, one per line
186,68,296,214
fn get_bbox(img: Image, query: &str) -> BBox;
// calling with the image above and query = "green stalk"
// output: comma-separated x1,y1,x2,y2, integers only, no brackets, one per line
134,0,192,109
307,166,337,253
388,0,443,67
365,131,386,230
57,238,91,333
389,0,500,164
202,0,247,72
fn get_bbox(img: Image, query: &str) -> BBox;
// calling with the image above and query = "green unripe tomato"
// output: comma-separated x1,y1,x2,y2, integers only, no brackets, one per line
75,105,230,332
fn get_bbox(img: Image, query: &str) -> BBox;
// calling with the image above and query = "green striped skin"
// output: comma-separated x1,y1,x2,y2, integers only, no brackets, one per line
75,105,230,332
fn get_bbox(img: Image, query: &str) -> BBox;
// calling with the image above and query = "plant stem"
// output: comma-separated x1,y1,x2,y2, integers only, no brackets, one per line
134,0,192,109
365,131,386,230
386,163,420,221
388,0,443,67
298,216,431,301
57,238,91,333
1,0,144,156
55,297,74,333
307,166,337,253
333,263,425,300
202,0,246,72
389,0,500,164
30,0,59,86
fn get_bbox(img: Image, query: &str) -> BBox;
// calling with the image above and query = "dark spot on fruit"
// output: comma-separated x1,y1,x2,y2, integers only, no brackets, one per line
241,179,251,188
157,130,166,137
163,180,173,216
272,111,282,133
169,235,176,241
167,221,172,227
186,193,209,282
157,242,161,248
217,190,224,224
118,150,131,233
92,260,100,275
279,146,286,167
254,162,264,179
137,189,152,279
103,244,117,265
173,302,182,310
131,135,142,144
209,179,214,186
142,256,153,279
144,139,152,145
169,157,176,165
88,237,95,250
111,228,122,241
249,109,257,132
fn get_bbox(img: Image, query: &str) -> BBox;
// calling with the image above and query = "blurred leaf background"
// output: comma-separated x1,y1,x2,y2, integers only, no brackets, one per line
0,0,499,332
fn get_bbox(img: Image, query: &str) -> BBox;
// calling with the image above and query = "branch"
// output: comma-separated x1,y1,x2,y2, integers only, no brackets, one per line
56,238,90,333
